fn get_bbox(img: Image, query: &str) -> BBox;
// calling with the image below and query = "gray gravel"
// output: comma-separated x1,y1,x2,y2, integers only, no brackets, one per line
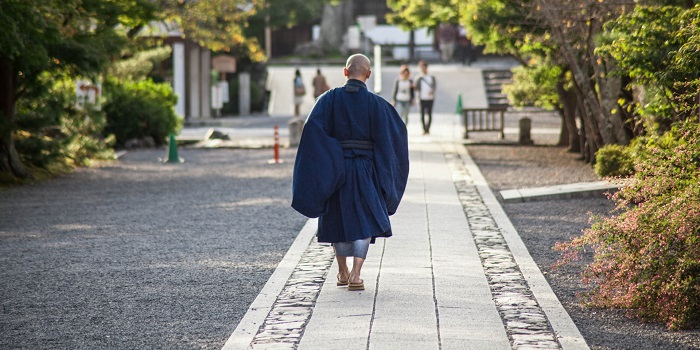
4,141,699,350
0,147,308,349
467,144,700,350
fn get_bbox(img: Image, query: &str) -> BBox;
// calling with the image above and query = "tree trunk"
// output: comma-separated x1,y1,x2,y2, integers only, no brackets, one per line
319,0,355,53
577,103,588,161
558,79,580,153
0,58,30,179
556,107,569,148
577,101,598,163
409,30,415,62
591,33,629,146
573,81,604,150
539,3,613,146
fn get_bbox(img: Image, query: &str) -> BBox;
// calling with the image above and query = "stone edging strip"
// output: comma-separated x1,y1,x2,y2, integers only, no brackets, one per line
221,218,319,350
500,181,619,204
454,144,590,350
249,240,334,348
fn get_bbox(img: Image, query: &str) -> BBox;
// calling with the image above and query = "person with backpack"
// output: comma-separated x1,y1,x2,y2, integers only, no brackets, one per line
293,69,306,116
391,65,414,125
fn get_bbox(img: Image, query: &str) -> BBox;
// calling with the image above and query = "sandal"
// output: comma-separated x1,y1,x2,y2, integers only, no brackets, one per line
348,275,364,291
337,273,349,286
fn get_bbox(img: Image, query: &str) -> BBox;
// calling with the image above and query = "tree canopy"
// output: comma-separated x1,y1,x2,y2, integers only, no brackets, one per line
155,0,265,61
0,0,156,179
388,0,699,159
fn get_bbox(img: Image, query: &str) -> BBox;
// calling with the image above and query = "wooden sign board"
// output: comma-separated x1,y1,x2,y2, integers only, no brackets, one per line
212,55,236,73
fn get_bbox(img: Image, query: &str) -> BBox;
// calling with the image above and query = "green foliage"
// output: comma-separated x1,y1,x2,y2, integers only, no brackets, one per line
0,0,155,180
598,5,700,125
387,0,458,30
463,0,551,59
1,0,156,83
503,63,561,109
103,79,181,146
245,0,330,56
557,120,700,330
594,144,634,178
255,0,328,30
155,0,266,61
14,73,114,169
107,46,172,81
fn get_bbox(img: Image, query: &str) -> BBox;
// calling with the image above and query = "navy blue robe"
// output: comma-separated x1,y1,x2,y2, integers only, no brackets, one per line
292,79,409,243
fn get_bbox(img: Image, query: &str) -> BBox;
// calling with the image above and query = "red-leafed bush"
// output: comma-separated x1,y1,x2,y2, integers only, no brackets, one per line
556,121,700,330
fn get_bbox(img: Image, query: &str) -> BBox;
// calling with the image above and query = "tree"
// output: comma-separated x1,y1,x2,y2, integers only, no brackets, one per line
155,0,267,61
0,0,155,180
245,0,331,54
389,0,584,152
598,5,700,132
387,0,459,30
387,0,638,159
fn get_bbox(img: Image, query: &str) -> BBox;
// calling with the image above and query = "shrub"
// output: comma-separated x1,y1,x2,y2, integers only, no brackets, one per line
14,73,114,170
556,121,700,330
594,144,634,178
103,78,181,146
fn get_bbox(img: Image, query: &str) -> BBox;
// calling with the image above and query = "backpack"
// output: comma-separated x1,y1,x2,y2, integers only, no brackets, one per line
294,77,306,96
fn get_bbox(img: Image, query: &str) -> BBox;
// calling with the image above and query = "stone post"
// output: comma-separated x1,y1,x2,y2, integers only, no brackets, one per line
188,45,201,119
288,117,304,147
200,49,211,119
173,42,186,118
519,117,534,145
239,72,251,116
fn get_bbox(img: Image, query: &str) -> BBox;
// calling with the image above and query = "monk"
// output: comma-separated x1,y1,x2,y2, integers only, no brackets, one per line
292,54,409,291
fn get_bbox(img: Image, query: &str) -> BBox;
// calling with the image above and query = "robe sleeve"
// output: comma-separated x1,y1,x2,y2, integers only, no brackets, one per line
372,97,409,215
291,91,345,218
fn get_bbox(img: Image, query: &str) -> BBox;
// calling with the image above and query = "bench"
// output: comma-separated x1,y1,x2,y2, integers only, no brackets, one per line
462,107,507,139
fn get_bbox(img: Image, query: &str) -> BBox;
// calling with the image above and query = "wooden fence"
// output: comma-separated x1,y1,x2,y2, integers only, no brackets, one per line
462,107,507,139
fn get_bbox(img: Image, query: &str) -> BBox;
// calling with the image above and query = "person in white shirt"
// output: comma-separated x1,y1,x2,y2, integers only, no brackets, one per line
414,60,436,135
391,65,414,125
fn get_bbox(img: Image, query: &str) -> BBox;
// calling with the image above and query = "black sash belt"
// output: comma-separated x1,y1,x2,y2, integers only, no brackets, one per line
339,140,374,150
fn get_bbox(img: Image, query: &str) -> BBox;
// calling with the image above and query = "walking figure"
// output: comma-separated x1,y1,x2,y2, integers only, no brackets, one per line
293,69,306,116
312,68,330,99
292,54,409,291
391,64,414,125
414,60,436,135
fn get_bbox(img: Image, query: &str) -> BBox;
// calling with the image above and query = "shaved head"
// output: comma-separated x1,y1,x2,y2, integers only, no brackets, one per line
344,54,371,80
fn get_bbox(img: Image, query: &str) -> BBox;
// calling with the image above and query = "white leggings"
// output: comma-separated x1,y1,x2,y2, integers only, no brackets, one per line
333,238,371,259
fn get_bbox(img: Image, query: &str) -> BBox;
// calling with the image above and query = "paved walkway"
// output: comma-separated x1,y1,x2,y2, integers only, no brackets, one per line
222,121,589,349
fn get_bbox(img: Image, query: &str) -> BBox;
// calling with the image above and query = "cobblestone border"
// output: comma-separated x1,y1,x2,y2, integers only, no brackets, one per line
444,149,563,350
249,240,335,349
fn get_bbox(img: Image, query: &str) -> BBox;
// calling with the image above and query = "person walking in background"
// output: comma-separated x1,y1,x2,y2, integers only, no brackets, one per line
457,25,473,66
292,54,409,292
414,60,436,135
293,69,306,116
391,65,414,125
438,23,457,63
312,68,330,99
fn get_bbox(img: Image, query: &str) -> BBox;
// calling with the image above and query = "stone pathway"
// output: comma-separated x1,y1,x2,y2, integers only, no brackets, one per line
444,148,562,349
249,241,334,349
226,140,587,350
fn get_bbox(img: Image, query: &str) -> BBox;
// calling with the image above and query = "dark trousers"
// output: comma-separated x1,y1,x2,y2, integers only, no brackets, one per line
420,100,434,133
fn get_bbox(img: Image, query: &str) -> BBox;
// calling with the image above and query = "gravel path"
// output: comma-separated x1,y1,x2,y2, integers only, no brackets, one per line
4,142,699,350
0,148,308,349
467,144,700,350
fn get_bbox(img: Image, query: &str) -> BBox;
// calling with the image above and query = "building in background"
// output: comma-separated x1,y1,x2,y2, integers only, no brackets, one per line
140,22,212,120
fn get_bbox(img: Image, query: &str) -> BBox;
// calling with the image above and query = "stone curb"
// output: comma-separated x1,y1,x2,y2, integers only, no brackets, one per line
500,181,620,204
455,144,590,350
221,218,318,350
